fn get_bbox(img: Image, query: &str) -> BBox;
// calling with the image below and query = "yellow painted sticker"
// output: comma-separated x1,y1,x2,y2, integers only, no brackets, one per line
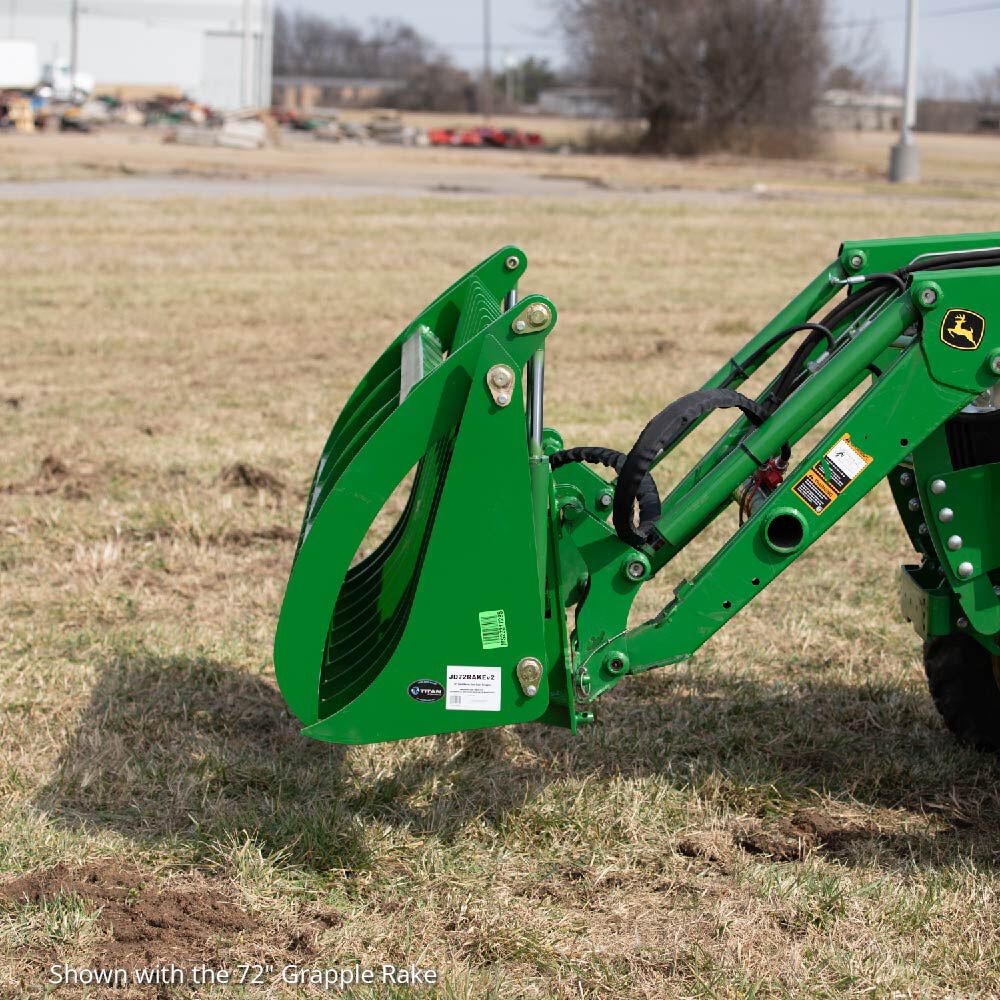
940,308,985,351
793,434,873,516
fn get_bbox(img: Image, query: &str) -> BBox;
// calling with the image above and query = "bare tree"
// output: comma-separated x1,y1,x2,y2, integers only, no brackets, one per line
968,66,1000,105
826,21,892,94
557,0,827,155
274,9,445,80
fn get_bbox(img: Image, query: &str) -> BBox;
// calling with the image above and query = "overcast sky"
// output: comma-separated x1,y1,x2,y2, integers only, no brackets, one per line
292,0,1000,89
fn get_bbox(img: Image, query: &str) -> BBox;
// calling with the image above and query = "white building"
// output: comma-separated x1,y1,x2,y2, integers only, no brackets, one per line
3,0,273,108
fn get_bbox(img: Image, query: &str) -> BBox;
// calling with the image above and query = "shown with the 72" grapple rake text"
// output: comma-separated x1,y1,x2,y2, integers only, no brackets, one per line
274,233,1000,750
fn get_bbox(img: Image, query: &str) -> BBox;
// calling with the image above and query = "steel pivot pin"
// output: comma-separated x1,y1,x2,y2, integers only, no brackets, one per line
516,657,543,697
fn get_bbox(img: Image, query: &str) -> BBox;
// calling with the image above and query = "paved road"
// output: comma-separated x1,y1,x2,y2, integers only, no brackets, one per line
0,169,743,202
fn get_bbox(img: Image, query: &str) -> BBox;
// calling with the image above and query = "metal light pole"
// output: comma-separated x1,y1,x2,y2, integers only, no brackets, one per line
69,0,79,101
482,0,493,122
889,0,920,182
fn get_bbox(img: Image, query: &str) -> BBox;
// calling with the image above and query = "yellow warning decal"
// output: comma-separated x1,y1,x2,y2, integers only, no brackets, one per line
792,434,873,516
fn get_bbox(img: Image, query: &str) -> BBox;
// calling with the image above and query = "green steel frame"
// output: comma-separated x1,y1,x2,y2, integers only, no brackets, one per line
274,234,1000,745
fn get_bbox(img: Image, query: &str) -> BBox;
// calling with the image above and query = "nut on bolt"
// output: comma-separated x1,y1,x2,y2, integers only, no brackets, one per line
604,650,629,675
989,350,1000,377
915,283,941,309
621,553,650,581
504,254,520,271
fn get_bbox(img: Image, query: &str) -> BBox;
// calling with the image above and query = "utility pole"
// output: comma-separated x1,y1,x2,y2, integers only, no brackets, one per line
889,0,920,182
69,0,79,101
482,0,493,122
240,0,252,107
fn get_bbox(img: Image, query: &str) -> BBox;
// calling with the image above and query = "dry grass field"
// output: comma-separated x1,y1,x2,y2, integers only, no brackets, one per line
2,129,1000,998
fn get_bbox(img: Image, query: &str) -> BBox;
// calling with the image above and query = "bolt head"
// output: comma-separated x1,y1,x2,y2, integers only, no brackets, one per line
514,319,527,332
504,254,520,271
490,367,512,387
496,392,510,406
849,253,864,269
907,497,920,512
626,560,645,579
939,507,954,523
958,561,975,579
899,471,912,487
525,684,538,697
957,616,970,629
947,534,963,551
989,351,1000,376
918,522,928,535
919,287,938,307
930,479,946,495
597,492,613,509
527,304,551,327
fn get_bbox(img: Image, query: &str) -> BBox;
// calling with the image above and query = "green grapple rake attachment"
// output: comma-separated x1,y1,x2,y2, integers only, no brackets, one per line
276,234,1000,750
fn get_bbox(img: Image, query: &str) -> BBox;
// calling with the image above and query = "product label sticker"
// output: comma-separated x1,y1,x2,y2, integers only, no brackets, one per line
446,666,501,711
793,434,873,515
478,609,507,650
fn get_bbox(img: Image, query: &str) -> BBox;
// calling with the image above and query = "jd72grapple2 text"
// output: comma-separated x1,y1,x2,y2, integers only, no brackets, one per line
274,232,1000,750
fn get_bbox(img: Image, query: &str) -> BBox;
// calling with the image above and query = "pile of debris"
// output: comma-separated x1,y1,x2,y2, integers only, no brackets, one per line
270,108,547,150
168,109,279,151
427,125,544,149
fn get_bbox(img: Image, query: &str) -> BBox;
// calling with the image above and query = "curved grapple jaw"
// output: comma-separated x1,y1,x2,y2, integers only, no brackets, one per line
274,248,575,744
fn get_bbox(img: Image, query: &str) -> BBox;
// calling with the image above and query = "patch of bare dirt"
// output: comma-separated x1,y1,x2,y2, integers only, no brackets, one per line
0,862,256,970
219,462,285,497
675,830,731,865
736,808,866,862
222,525,297,546
2,454,97,500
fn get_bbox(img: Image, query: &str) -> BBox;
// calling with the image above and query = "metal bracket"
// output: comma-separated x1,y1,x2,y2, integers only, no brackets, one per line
511,303,552,335
486,364,515,407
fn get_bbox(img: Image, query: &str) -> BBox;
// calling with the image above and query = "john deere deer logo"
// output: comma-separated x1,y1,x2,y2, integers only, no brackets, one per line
940,309,985,351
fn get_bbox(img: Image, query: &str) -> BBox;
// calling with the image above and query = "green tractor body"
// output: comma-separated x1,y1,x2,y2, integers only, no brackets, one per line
274,236,1000,749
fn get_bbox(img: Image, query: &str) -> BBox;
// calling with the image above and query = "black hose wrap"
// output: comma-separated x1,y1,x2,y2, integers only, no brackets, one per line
612,389,768,548
549,446,662,533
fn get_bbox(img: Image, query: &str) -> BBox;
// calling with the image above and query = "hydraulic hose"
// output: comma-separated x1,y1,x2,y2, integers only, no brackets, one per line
612,389,768,548
549,446,662,531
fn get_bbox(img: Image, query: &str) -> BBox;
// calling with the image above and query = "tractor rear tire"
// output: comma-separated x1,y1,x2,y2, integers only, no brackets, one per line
923,634,1000,751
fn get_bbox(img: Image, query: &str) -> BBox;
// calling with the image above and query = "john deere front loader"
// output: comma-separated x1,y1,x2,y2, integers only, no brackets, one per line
274,234,1000,750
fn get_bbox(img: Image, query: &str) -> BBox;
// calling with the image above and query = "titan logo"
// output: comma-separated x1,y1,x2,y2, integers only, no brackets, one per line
940,309,985,351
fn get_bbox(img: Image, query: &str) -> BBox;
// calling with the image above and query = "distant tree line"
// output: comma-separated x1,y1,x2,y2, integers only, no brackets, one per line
272,9,474,110
273,9,558,113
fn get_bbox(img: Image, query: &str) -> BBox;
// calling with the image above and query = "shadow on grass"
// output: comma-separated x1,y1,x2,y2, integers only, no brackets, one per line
41,651,1000,872
38,652,367,872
